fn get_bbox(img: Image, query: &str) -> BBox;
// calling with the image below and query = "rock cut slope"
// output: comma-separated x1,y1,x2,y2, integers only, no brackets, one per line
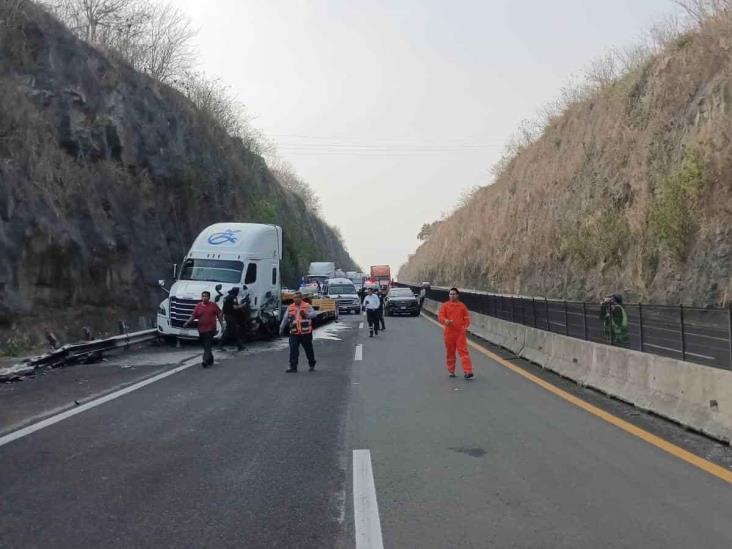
0,3,357,343
400,16,732,306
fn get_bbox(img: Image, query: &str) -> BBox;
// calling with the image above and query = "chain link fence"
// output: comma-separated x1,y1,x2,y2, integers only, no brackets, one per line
400,284,732,370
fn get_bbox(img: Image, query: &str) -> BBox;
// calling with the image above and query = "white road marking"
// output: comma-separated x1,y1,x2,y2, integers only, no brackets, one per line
355,344,363,361
353,449,384,549
359,322,364,329
0,356,201,448
643,343,715,360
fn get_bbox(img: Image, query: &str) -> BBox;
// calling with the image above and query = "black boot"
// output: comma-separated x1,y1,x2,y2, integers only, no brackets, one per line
286,367,297,373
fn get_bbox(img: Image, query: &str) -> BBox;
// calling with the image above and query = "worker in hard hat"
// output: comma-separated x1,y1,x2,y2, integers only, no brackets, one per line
437,287,474,379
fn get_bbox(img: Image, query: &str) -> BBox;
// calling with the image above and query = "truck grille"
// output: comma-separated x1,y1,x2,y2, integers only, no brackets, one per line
169,297,198,328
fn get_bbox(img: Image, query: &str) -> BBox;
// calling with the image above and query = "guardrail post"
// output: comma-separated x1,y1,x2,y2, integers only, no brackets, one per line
679,305,686,361
582,302,588,340
532,298,537,328
638,303,645,353
563,301,569,336
545,298,550,331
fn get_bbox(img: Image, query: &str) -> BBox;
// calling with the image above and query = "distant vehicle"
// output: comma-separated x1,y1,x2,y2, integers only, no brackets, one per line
384,287,420,317
157,223,282,339
370,265,391,291
303,262,336,289
334,268,346,279
347,271,367,290
323,277,361,314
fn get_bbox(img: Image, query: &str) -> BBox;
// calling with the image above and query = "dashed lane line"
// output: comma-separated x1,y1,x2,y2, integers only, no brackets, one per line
355,344,363,361
353,449,384,549
422,314,732,486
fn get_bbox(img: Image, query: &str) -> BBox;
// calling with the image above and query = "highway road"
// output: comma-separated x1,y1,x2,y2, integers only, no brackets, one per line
2,313,732,548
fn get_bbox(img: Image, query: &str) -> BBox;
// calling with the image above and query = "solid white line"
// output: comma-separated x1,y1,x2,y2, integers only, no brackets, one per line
355,344,363,361
353,449,384,549
643,343,715,360
0,357,200,448
359,322,364,329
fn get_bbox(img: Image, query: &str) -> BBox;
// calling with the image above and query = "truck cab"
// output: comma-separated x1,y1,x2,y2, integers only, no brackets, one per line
157,223,283,340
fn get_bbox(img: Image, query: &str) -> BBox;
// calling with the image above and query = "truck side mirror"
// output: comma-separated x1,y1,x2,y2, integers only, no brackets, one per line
158,280,169,294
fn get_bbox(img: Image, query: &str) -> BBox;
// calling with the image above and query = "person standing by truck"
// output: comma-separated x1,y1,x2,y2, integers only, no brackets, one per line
183,291,224,368
280,291,318,372
363,287,381,337
438,288,474,379
219,287,245,351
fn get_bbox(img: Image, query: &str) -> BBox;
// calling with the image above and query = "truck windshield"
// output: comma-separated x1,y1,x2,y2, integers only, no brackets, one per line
180,259,244,283
329,284,356,294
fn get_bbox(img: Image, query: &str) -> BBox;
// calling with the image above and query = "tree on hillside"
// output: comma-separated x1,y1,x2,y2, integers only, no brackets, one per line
418,220,441,241
44,0,195,83
269,160,321,212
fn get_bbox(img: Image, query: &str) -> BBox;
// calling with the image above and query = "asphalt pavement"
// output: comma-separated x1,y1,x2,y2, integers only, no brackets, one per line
2,313,732,548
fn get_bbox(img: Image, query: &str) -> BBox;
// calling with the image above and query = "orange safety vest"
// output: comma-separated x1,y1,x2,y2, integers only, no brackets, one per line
287,302,313,335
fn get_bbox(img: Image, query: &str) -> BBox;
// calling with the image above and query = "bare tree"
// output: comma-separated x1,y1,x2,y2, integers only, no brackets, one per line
44,0,196,83
269,160,321,212
47,0,130,42
139,2,195,83
673,0,730,24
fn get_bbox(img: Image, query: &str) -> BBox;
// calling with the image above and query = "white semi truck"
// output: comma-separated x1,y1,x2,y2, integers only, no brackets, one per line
157,223,283,340
302,262,336,289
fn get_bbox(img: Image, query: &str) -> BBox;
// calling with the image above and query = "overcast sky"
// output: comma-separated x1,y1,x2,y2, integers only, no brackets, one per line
171,0,673,273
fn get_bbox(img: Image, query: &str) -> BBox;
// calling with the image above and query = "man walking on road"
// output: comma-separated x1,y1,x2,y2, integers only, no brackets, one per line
438,287,474,379
362,287,381,337
183,291,223,368
280,291,318,373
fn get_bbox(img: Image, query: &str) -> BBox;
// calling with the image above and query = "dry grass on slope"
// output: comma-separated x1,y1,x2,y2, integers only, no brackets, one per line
401,8,732,306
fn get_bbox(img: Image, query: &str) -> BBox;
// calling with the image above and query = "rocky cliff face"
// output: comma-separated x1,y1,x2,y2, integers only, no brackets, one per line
400,18,732,307
0,4,357,344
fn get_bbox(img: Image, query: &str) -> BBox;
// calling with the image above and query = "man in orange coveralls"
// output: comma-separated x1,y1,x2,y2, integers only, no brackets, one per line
437,287,474,379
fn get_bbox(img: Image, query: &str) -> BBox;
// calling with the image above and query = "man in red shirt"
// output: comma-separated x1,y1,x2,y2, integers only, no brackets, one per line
437,287,474,379
183,291,223,368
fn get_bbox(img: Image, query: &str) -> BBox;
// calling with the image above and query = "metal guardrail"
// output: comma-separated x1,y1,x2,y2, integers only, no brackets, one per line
0,329,159,381
398,283,732,371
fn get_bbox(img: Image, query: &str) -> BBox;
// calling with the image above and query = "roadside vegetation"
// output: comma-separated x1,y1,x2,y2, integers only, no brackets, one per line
401,0,732,306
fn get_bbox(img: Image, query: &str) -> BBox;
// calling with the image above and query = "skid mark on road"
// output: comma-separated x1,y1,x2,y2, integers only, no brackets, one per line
353,449,384,549
422,314,732,486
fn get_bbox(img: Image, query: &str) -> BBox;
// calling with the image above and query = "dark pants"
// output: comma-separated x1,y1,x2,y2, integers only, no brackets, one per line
199,331,215,366
378,308,386,330
220,315,243,349
289,333,316,369
366,309,380,334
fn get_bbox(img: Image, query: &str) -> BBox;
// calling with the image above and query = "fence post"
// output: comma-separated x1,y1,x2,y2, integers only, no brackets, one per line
532,298,537,328
679,304,686,361
545,298,550,331
563,301,569,336
582,302,588,340
638,303,644,353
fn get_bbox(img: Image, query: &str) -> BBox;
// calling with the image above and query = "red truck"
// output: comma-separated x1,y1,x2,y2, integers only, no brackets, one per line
370,265,391,290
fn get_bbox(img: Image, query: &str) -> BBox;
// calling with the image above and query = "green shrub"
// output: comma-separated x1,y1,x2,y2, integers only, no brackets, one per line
649,151,705,260
560,208,631,268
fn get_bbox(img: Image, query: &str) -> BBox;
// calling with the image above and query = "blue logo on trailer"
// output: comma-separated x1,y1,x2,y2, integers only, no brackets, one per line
208,229,241,245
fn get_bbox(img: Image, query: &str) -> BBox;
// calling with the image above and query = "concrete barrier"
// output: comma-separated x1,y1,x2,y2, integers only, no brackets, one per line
438,305,732,443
